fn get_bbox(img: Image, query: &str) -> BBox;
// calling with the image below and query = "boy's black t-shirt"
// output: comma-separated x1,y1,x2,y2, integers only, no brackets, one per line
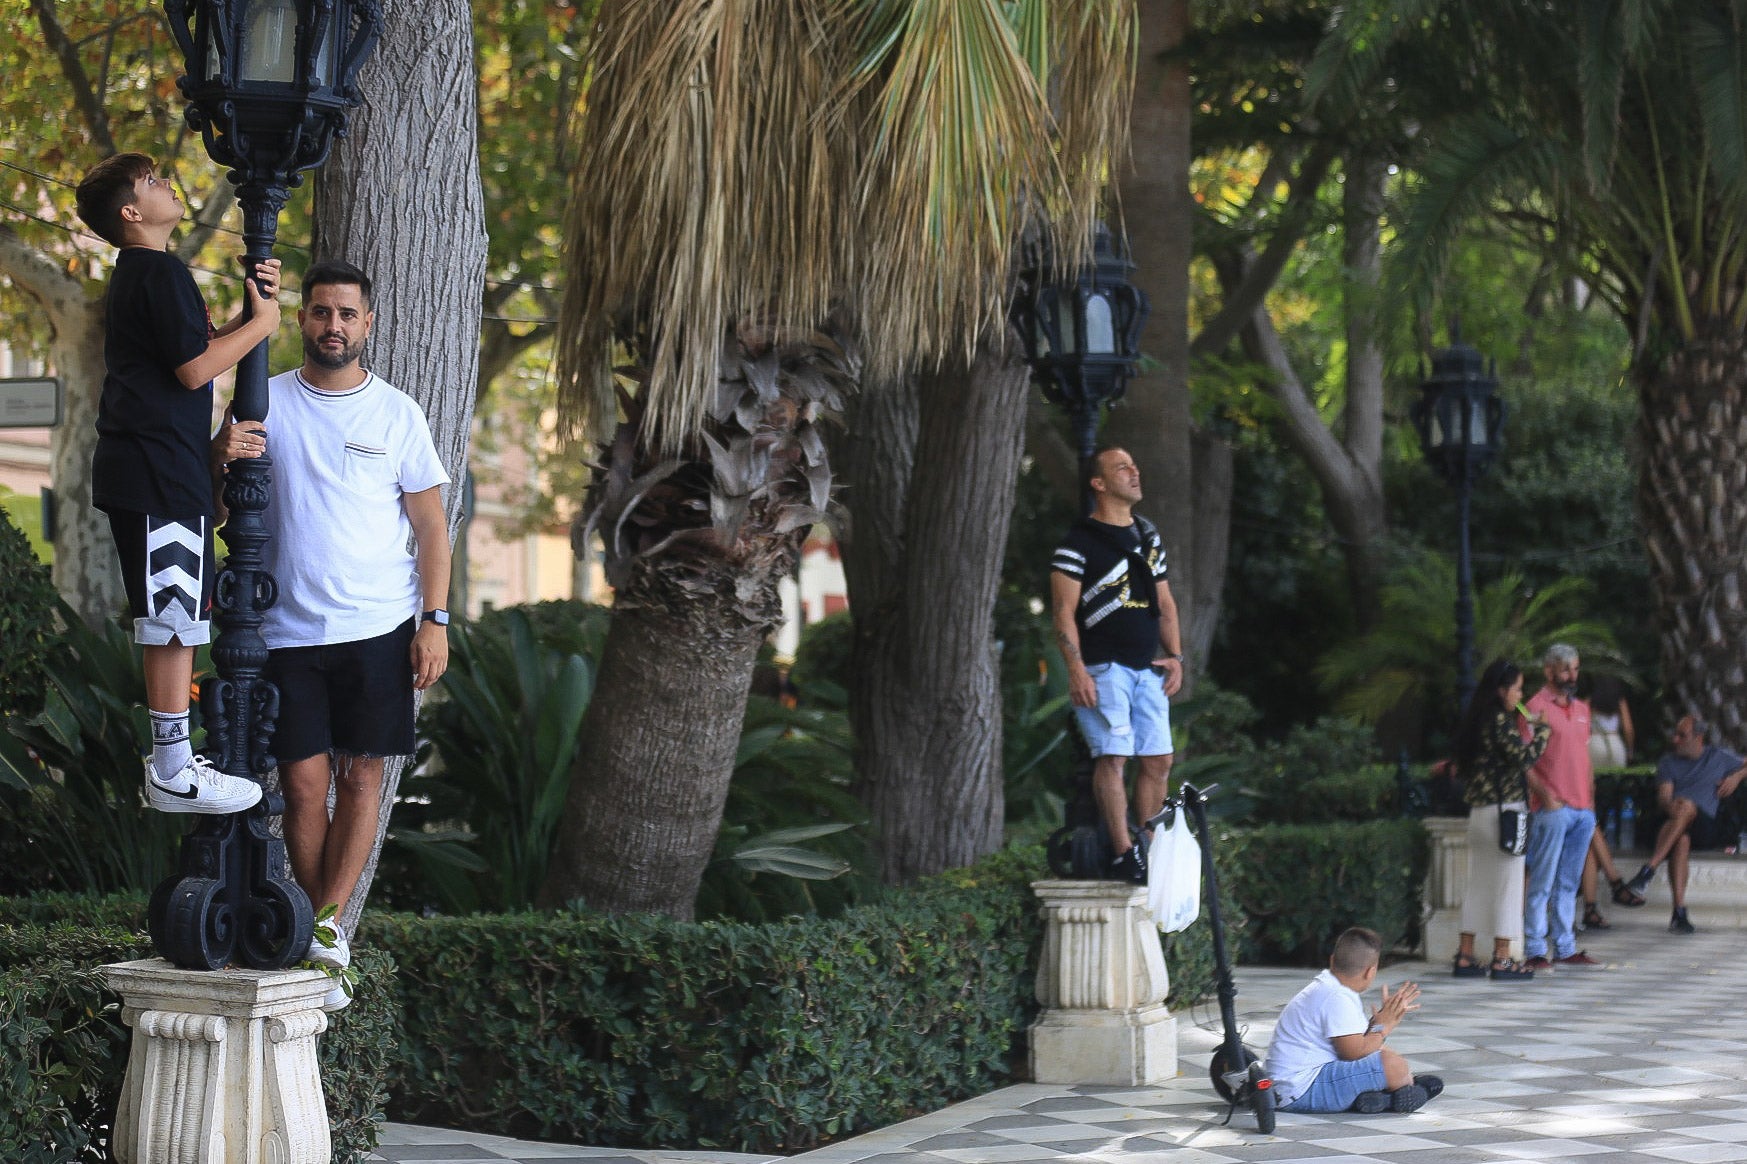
91,247,215,518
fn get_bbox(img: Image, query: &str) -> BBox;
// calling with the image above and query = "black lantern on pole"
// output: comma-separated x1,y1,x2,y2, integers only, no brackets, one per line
1410,328,1506,716
1011,223,1151,513
147,0,382,972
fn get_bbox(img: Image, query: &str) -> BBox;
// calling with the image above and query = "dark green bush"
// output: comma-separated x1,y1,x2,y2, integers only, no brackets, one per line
1219,819,1429,965
0,911,398,1163
375,846,1049,1152
0,504,54,721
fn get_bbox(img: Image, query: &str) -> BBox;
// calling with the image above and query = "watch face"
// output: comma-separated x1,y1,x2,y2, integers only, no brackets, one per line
425,609,450,626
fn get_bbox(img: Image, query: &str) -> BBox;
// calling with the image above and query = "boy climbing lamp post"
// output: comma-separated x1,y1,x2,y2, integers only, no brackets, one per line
1010,223,1151,515
148,0,383,971
1410,330,1505,716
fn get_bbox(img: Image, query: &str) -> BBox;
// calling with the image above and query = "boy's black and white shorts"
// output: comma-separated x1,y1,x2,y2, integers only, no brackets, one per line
107,511,215,647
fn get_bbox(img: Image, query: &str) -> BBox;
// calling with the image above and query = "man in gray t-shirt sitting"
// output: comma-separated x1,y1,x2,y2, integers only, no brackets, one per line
1622,715,1747,933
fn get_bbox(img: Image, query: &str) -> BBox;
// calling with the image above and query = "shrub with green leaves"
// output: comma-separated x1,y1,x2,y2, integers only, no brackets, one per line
376,846,1048,1152
0,909,397,1164
0,604,183,896
0,503,54,722
1219,819,1429,965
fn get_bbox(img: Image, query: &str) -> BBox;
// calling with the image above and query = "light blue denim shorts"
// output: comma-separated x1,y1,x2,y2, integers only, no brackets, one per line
1073,662,1173,758
1281,1052,1387,1112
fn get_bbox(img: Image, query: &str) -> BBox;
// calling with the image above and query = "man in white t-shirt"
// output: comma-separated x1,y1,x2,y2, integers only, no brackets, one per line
217,259,450,1009
1263,927,1440,1115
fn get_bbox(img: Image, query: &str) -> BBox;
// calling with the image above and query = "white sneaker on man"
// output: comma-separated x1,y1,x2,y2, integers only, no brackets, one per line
144,755,263,814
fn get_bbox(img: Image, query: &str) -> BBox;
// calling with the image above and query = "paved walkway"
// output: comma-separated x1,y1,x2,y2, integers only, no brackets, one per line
370,907,1747,1163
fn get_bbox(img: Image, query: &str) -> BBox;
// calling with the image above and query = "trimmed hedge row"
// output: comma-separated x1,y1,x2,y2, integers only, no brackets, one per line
374,845,1050,1153
1220,819,1429,965
0,915,396,1164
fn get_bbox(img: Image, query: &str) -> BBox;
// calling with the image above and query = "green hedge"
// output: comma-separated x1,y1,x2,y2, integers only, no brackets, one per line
1219,819,1429,965
376,845,1049,1152
0,912,397,1163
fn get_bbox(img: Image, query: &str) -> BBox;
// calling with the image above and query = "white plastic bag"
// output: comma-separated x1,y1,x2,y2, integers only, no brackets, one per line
1146,808,1202,932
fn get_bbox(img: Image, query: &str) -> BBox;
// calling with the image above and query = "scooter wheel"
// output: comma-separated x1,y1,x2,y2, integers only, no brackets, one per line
1249,1060,1276,1134
1208,1045,1256,1103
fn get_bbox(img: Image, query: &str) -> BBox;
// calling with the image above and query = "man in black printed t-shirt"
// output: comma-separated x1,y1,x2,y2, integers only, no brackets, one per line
1049,446,1185,883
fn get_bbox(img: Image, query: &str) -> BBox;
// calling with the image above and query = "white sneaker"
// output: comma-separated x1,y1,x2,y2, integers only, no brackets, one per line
308,931,350,971
144,755,264,815
321,977,354,1012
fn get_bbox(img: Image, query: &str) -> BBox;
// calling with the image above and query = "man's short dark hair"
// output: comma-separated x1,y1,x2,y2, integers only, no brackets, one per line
75,153,155,246
1330,926,1382,976
1082,444,1128,495
301,258,373,308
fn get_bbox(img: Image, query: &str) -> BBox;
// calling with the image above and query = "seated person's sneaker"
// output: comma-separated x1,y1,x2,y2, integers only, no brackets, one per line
1350,1090,1391,1114
1624,864,1655,895
1110,843,1148,885
1670,911,1696,935
1390,1083,1430,1113
144,755,263,815
1414,1074,1444,1101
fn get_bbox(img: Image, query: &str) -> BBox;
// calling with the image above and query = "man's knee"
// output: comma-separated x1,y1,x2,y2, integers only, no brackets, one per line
334,755,386,801
281,756,331,801
1138,753,1173,780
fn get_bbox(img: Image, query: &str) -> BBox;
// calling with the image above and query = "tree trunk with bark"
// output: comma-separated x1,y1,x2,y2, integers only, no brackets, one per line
1637,324,1747,750
0,228,124,624
838,343,1026,883
1108,0,1218,664
307,0,485,936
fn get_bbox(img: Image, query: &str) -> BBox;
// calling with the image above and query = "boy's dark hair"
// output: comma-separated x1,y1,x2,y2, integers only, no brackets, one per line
1330,927,1382,976
75,153,155,246
301,259,373,308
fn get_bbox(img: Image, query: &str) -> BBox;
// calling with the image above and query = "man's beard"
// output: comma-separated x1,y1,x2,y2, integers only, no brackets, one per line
1560,682,1578,697
304,333,363,369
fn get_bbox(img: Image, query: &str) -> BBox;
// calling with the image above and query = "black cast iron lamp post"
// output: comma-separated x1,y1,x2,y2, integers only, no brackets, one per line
1410,329,1505,716
1011,223,1151,513
148,0,382,971
1013,223,1151,880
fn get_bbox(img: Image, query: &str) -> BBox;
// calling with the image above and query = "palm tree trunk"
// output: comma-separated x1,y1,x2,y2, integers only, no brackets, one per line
540,553,780,918
1638,323,1747,749
840,344,1025,884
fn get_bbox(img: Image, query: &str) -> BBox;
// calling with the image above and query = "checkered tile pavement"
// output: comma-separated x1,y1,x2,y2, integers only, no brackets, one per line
371,908,1747,1163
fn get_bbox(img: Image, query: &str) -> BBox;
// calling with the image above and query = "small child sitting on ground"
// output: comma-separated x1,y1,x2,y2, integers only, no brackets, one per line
1263,926,1442,1114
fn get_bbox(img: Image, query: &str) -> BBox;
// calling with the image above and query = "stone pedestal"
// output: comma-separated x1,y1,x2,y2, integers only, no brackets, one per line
102,958,333,1164
1421,815,1470,962
1029,880,1176,1085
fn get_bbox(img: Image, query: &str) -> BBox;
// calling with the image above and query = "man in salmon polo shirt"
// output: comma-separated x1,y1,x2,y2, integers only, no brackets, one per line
1522,643,1602,970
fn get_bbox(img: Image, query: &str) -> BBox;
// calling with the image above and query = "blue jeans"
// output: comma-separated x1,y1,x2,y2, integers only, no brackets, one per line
1280,1053,1387,1112
1523,805,1594,959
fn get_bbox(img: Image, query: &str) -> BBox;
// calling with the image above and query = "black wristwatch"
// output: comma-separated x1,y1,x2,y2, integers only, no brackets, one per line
421,608,450,627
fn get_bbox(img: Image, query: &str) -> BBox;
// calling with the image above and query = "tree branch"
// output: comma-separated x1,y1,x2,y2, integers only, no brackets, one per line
1191,141,1337,358
0,222,91,330
30,0,117,157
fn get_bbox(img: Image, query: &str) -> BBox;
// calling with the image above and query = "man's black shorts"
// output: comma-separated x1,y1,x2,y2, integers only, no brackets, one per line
1688,808,1730,851
266,619,416,762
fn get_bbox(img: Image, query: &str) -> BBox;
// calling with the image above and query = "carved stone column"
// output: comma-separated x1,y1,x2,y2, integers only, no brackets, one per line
102,958,332,1164
1421,815,1471,961
1029,880,1176,1085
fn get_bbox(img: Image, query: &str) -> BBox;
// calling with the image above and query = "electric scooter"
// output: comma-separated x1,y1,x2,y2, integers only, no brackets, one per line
1152,781,1276,1134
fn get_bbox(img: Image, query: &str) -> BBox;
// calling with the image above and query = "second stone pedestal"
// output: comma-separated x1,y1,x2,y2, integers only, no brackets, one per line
1029,879,1176,1085
102,958,333,1164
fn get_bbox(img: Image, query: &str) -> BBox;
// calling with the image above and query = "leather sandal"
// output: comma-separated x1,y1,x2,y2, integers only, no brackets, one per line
1451,953,1488,978
1610,877,1646,907
1490,957,1535,980
1583,904,1611,929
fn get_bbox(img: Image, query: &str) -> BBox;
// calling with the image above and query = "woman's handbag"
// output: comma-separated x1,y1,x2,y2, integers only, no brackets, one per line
1498,804,1529,856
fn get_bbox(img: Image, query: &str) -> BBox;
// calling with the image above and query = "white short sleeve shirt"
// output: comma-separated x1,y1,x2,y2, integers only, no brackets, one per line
258,370,450,649
1263,969,1369,1106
